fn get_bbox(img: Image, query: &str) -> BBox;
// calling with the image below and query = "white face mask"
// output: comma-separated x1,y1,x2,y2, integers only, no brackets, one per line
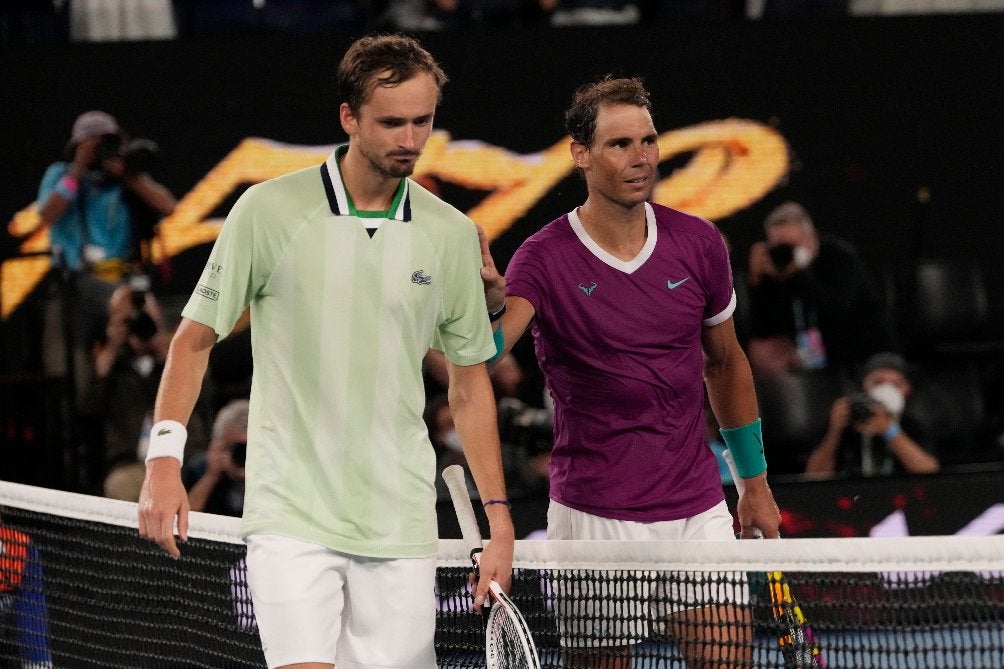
868,382,906,416
131,354,156,378
793,245,813,269
442,429,463,453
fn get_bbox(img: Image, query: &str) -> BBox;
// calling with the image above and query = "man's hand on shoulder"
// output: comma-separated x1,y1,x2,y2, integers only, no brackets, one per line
477,225,506,312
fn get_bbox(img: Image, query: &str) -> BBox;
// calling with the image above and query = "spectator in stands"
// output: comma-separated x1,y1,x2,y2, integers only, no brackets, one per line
481,75,780,668
68,0,177,41
549,0,641,26
380,0,556,30
137,34,512,669
37,110,175,281
183,400,249,517
745,201,893,378
81,278,169,481
0,512,52,668
805,352,939,478
37,111,177,461
88,278,208,498
427,363,547,501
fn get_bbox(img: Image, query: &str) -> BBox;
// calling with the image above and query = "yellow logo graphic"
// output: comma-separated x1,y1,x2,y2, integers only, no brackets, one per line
3,120,787,319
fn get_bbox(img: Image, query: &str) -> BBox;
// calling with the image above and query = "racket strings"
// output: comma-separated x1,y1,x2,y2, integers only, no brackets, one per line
487,604,534,669
486,585,540,669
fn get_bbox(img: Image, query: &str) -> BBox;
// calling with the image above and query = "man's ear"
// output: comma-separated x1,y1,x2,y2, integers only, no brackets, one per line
339,102,357,136
570,141,589,171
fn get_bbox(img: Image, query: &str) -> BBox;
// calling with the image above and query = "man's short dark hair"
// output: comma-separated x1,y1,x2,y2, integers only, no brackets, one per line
337,34,448,112
564,76,652,149
861,352,910,379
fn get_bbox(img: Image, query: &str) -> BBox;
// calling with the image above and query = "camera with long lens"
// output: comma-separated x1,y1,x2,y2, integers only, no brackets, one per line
847,393,877,422
125,273,158,341
123,137,160,175
768,243,795,268
230,441,247,467
497,397,552,457
93,133,124,167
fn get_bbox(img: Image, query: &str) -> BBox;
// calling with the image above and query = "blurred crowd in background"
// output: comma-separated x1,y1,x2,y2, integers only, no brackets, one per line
4,0,1004,44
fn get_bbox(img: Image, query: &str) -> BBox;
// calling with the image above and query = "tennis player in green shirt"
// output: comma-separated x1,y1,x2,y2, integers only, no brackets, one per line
138,34,514,669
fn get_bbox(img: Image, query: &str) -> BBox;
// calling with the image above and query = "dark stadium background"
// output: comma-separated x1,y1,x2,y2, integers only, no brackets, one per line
2,14,1002,303
1,13,1002,540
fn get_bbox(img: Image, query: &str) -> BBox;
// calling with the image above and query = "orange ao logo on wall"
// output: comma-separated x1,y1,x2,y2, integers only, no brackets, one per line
2,119,788,319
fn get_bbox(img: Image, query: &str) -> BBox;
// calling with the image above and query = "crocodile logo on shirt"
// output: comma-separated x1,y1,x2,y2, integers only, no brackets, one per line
578,282,597,296
411,270,432,285
157,428,172,436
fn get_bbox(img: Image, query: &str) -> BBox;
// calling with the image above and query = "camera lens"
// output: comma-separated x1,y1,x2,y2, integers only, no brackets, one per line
231,442,247,467
848,393,876,422
127,312,158,341
95,133,123,164
768,244,795,267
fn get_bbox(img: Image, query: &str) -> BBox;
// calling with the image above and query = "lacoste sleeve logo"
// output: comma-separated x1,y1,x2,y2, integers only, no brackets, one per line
667,277,690,289
411,270,432,285
157,428,172,436
195,284,219,301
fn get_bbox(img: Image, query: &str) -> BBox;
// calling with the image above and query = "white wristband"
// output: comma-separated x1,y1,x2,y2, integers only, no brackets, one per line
145,420,187,464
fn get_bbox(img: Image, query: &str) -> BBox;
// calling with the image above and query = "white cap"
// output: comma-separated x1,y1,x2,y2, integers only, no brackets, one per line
70,110,119,144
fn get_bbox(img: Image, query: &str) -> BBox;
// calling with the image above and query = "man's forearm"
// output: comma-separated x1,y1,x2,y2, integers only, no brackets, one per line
153,320,215,425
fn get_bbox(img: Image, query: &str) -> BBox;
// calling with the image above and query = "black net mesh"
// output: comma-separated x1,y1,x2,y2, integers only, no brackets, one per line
1,486,1002,668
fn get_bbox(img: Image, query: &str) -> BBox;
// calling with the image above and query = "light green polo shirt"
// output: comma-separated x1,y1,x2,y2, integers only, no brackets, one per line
182,147,495,557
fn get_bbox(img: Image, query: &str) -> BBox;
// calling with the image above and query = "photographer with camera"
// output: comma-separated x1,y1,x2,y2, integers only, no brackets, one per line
745,201,894,378
183,400,249,517
81,277,179,488
37,112,178,490
805,352,940,478
37,110,175,279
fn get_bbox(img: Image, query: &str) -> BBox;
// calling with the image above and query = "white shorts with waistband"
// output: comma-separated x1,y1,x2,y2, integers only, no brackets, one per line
245,533,437,669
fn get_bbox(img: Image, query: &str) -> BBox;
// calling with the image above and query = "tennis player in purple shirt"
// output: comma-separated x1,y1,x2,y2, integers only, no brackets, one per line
480,76,782,668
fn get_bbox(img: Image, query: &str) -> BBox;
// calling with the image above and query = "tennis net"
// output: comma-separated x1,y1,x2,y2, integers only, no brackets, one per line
1,479,1002,668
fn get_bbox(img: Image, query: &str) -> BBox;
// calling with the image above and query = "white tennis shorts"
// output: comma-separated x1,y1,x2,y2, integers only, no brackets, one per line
547,500,750,647
244,533,437,669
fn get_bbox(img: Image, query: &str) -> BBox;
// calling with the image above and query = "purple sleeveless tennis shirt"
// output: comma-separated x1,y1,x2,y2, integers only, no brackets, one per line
506,202,736,521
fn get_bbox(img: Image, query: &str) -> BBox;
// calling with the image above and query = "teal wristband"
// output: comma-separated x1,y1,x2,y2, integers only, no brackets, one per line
883,423,902,441
720,418,767,479
487,325,505,364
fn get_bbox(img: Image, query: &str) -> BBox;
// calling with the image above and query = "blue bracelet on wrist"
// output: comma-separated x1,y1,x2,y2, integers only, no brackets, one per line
883,423,902,441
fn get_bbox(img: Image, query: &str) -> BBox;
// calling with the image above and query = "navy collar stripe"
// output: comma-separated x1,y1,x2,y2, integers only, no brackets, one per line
319,164,342,215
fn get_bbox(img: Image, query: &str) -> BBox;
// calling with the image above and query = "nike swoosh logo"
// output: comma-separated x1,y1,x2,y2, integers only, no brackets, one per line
667,277,690,289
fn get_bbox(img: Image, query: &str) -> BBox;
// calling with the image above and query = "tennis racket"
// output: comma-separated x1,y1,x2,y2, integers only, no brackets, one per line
723,450,825,669
442,465,540,669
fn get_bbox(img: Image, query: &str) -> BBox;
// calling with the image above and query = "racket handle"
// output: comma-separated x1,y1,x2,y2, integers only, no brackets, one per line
723,449,744,494
442,465,484,555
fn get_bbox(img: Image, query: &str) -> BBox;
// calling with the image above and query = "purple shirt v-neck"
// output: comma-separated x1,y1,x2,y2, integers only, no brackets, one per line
506,202,735,521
